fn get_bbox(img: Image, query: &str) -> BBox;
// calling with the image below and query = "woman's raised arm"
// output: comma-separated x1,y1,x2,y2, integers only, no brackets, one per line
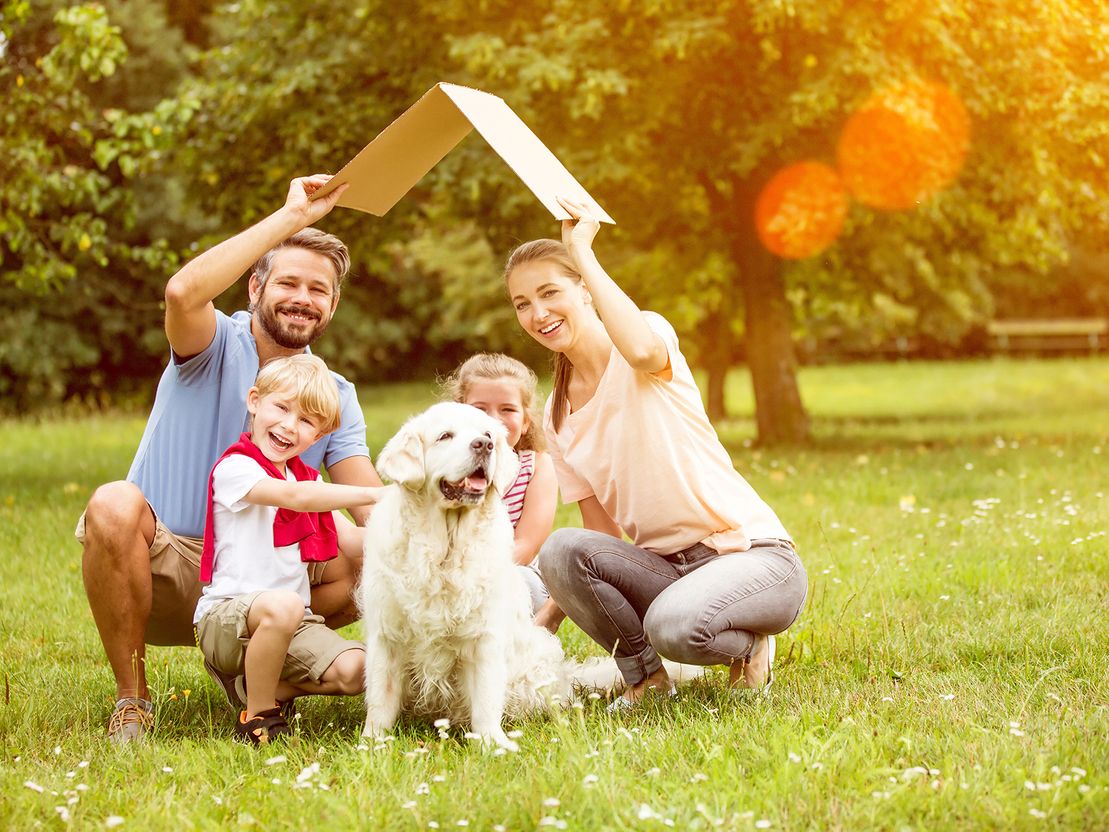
557,196,668,374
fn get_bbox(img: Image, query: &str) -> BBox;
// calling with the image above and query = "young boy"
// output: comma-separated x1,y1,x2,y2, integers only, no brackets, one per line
194,354,383,745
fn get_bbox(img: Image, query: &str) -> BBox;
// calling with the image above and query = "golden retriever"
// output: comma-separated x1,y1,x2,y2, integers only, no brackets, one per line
359,402,571,750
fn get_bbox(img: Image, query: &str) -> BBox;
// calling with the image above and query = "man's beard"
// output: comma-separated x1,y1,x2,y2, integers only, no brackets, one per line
256,300,330,349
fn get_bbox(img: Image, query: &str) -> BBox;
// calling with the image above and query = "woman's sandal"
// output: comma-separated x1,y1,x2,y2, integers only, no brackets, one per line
234,707,291,746
606,683,678,713
731,634,776,696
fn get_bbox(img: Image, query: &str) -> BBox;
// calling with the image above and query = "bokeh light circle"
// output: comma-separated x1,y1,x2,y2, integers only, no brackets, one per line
755,161,849,259
836,80,970,211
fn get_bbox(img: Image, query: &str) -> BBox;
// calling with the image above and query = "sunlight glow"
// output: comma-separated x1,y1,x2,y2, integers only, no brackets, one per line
836,80,970,211
756,162,848,260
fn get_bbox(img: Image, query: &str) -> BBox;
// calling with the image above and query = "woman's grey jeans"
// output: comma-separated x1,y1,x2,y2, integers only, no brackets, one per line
540,528,808,687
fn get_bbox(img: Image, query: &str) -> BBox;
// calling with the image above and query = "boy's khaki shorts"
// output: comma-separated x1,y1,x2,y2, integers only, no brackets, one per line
196,592,363,685
75,507,331,647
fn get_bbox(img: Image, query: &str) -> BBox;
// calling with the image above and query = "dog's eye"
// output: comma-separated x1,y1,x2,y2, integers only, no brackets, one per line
437,431,454,442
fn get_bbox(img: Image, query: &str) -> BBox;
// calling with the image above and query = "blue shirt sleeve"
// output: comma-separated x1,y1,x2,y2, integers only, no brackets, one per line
323,379,371,469
173,310,233,384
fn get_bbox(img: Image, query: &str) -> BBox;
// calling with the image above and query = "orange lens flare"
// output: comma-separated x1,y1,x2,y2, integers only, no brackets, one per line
755,161,848,259
837,80,970,211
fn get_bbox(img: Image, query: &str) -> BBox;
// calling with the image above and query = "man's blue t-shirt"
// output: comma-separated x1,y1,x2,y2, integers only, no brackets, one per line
126,310,369,538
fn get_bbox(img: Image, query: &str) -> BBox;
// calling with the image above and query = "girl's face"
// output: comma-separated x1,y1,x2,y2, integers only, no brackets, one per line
464,377,528,450
506,260,591,354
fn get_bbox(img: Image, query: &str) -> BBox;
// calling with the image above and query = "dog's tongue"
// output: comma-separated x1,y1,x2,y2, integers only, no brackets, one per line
464,473,488,492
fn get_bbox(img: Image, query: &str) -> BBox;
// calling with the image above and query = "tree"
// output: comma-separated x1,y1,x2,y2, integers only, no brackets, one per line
0,0,200,409
36,0,1100,430
445,0,1107,442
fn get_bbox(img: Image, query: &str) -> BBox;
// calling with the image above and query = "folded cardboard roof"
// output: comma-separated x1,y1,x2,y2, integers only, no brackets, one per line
311,82,613,224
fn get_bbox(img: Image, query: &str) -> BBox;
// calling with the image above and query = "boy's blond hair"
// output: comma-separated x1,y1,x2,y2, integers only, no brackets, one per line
254,354,342,435
442,353,544,452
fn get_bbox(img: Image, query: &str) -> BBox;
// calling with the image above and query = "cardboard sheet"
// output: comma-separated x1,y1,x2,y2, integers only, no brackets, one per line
311,83,613,224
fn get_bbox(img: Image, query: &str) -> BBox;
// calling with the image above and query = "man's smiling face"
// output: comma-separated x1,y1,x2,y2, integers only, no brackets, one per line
250,247,339,350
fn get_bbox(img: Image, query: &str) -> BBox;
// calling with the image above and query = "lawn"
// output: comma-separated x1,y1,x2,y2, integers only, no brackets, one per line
1,357,1106,830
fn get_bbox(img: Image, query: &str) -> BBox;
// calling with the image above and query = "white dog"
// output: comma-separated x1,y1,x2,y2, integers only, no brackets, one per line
359,402,572,750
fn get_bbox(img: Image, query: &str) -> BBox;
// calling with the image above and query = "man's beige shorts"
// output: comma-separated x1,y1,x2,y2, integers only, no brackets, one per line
75,508,331,647
196,593,363,685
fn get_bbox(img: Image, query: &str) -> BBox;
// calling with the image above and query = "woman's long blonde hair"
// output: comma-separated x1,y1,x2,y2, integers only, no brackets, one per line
442,352,545,452
503,239,585,433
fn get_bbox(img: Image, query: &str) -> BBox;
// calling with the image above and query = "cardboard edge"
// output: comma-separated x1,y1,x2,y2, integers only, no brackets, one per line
310,84,473,213
439,83,615,225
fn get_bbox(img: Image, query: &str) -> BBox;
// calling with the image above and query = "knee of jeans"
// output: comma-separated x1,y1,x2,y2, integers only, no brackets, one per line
536,528,594,588
516,564,539,592
642,603,691,661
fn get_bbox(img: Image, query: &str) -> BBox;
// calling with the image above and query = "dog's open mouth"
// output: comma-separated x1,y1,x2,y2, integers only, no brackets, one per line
439,466,488,502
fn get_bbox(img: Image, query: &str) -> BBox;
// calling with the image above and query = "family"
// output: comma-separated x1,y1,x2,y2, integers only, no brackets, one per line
77,174,808,744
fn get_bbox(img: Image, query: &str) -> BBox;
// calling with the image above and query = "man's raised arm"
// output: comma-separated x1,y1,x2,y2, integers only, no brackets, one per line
163,175,348,359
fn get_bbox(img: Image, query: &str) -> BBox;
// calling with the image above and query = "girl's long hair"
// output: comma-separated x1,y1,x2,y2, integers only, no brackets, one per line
503,239,583,433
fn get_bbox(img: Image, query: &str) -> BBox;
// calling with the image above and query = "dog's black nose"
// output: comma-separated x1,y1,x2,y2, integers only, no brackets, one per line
471,436,493,454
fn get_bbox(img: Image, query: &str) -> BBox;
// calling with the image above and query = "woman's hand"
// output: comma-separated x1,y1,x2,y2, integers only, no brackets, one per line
558,196,600,263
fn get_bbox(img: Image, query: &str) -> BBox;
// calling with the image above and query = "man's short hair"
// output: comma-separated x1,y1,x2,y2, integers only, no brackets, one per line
254,354,342,435
252,228,351,296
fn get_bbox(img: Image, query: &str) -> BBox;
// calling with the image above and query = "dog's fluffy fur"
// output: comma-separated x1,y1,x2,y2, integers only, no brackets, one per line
359,402,573,750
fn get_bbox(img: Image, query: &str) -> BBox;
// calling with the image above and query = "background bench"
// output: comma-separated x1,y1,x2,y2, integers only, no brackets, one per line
987,318,1107,353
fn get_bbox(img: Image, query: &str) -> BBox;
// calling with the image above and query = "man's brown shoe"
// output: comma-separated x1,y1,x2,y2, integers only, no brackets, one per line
107,697,154,744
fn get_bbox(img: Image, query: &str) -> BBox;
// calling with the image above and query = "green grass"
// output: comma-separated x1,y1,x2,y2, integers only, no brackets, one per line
1,356,1106,830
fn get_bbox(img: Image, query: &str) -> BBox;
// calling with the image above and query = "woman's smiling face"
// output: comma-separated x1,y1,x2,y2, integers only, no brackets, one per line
507,259,591,353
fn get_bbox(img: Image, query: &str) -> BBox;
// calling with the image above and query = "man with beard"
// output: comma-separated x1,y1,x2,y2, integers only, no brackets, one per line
77,174,383,742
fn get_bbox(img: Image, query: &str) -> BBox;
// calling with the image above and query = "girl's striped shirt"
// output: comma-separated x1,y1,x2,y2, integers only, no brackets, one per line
503,449,535,528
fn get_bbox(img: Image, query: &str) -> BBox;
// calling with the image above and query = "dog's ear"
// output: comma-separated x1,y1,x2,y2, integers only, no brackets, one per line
491,428,520,496
376,422,426,490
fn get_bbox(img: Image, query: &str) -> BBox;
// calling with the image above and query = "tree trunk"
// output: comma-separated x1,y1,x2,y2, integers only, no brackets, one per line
699,170,810,444
701,310,730,422
732,229,810,445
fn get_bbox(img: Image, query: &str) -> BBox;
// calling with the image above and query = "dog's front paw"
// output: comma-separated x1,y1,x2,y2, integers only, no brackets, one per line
479,728,519,753
362,716,395,741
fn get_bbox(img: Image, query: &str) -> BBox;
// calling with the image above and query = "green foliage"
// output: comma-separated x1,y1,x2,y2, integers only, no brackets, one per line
445,0,1107,343
91,0,192,111
0,1,201,410
161,0,1107,431
2,1,126,290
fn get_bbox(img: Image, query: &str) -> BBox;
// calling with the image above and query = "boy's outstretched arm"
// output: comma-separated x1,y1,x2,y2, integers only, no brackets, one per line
324,455,382,526
244,478,386,514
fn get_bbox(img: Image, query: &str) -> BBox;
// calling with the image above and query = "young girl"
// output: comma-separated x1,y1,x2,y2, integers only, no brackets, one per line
503,197,808,707
443,353,561,628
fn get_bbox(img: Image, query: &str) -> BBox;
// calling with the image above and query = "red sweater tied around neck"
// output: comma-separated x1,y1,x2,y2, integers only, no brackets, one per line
200,433,338,582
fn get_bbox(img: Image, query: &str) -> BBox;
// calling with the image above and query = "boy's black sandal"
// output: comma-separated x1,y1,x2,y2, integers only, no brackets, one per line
209,663,296,722
234,707,291,746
